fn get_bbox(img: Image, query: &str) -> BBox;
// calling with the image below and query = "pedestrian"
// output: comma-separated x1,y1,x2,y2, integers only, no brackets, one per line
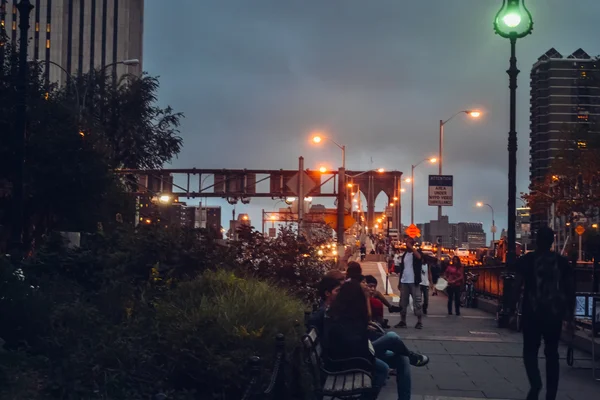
420,254,434,315
514,227,575,400
394,237,424,329
444,256,464,316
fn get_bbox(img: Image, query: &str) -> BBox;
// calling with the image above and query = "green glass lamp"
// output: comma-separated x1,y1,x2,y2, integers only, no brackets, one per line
493,0,533,39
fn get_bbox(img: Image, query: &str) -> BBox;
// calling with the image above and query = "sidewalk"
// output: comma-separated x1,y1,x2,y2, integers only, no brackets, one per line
360,262,599,400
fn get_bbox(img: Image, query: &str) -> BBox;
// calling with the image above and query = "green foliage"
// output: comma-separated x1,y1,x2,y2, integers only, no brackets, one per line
233,225,333,303
0,226,323,399
0,45,183,251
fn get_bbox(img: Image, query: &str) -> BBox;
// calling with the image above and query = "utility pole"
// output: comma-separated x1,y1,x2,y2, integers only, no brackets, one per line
337,166,346,267
297,157,305,238
9,0,34,259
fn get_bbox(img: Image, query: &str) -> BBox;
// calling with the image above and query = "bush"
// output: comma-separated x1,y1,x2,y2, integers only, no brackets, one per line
0,233,312,399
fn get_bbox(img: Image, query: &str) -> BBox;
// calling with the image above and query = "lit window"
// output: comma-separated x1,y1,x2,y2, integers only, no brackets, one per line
577,141,588,149
35,22,39,31
581,71,587,78
12,21,16,30
46,23,50,33
46,39,50,48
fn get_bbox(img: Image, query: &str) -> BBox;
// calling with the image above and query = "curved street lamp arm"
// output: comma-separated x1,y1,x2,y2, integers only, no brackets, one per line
43,60,81,113
442,110,471,126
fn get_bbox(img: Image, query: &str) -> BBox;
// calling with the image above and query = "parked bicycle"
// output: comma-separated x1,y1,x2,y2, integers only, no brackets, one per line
496,271,523,328
461,271,479,308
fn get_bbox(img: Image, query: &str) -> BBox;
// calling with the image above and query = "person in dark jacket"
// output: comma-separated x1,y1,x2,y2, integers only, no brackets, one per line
513,227,575,400
324,281,389,396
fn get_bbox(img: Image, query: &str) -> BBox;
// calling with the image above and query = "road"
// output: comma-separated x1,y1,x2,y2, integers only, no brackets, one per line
359,262,599,400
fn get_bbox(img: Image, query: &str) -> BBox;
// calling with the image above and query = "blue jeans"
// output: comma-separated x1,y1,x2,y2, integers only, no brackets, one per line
373,358,390,392
373,332,412,400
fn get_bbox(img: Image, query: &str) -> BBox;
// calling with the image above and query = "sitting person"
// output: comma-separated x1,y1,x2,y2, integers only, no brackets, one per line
364,275,429,400
347,263,401,313
307,276,342,335
323,280,389,398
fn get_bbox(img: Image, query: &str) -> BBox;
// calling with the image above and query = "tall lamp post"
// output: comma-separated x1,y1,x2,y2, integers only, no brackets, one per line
10,0,33,258
409,157,437,225
437,110,481,260
311,134,346,265
476,202,496,244
494,0,533,269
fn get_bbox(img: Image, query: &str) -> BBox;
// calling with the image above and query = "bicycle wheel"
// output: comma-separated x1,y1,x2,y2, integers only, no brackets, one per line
460,291,467,307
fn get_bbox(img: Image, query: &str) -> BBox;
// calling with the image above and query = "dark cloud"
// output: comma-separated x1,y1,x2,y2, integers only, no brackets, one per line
144,0,600,233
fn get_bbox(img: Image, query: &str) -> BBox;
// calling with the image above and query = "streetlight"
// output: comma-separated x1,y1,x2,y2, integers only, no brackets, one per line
158,194,172,204
494,0,533,269
476,202,496,244
437,111,480,260
409,157,437,225
319,166,328,173
311,134,345,169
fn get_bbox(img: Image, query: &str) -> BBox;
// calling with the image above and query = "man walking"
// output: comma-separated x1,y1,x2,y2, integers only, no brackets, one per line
395,237,424,329
514,227,575,400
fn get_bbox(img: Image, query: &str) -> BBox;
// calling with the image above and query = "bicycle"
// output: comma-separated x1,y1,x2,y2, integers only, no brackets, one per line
496,271,517,328
461,271,479,308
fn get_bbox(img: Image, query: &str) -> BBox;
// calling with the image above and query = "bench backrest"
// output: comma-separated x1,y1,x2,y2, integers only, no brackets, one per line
302,328,324,389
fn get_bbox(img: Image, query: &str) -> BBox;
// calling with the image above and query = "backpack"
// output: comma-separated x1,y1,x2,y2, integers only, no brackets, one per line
529,252,566,318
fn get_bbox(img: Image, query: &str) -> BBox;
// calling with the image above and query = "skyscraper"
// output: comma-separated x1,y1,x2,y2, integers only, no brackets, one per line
529,48,600,230
0,0,143,86
530,48,600,183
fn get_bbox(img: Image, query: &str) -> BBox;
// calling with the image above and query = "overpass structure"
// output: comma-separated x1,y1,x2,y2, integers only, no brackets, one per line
115,164,404,233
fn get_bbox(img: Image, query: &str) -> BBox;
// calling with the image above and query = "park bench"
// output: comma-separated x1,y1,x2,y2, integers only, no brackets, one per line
240,334,288,400
302,327,376,399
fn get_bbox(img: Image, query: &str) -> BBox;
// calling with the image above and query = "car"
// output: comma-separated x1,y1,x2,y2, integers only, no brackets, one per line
455,248,470,257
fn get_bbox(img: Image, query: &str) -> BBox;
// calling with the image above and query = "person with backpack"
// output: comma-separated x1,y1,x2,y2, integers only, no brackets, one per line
513,227,576,400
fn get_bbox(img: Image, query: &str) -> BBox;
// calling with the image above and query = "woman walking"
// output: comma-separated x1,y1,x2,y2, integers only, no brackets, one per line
445,256,464,315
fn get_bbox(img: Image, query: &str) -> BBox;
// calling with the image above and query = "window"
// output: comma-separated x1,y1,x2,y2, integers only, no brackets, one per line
578,141,588,149
12,21,15,30
46,23,50,33
45,39,50,49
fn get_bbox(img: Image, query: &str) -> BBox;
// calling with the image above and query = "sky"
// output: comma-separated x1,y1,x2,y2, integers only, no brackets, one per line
143,0,600,237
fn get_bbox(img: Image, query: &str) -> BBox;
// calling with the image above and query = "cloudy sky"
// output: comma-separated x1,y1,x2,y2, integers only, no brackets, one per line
143,0,599,235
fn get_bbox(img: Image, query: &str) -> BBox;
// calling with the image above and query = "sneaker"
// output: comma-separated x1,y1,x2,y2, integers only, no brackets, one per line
415,322,423,329
408,352,429,367
394,321,407,328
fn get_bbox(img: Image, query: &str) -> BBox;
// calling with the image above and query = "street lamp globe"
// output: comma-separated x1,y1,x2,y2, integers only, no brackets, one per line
312,135,322,144
467,111,482,118
377,168,385,173
319,166,327,173
476,202,484,207
493,0,533,39
429,158,437,163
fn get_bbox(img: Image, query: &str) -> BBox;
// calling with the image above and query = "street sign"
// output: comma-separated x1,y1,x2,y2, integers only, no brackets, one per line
286,171,318,196
385,207,393,217
268,228,276,238
405,223,421,238
428,175,453,206
576,225,585,236
491,225,497,233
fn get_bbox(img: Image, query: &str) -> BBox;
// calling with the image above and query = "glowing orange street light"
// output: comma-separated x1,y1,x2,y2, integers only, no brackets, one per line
469,111,482,118
405,178,412,183
377,168,385,173
319,166,327,173
312,135,322,144
393,196,399,201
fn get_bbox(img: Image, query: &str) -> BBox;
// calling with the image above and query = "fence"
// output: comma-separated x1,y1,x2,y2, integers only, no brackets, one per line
464,262,599,299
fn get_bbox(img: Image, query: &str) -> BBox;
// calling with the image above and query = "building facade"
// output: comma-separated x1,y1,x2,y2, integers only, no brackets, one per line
0,0,143,86
455,222,486,249
516,207,531,250
530,48,600,230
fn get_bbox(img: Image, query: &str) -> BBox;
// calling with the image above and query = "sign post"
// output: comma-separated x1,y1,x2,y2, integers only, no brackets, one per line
576,225,585,261
428,175,454,206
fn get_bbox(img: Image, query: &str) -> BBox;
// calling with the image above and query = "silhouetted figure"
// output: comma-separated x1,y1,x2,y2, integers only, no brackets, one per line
514,227,575,400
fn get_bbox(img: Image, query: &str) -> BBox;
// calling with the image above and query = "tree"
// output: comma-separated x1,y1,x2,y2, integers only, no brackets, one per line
0,45,184,251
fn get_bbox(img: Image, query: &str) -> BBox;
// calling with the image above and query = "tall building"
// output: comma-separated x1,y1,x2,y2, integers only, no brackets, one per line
0,0,143,86
530,48,600,230
455,222,486,249
516,207,531,250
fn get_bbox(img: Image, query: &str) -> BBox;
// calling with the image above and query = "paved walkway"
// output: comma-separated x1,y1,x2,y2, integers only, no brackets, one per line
360,262,600,400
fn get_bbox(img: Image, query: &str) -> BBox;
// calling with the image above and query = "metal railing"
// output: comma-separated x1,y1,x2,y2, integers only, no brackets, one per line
241,334,288,400
464,262,598,299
